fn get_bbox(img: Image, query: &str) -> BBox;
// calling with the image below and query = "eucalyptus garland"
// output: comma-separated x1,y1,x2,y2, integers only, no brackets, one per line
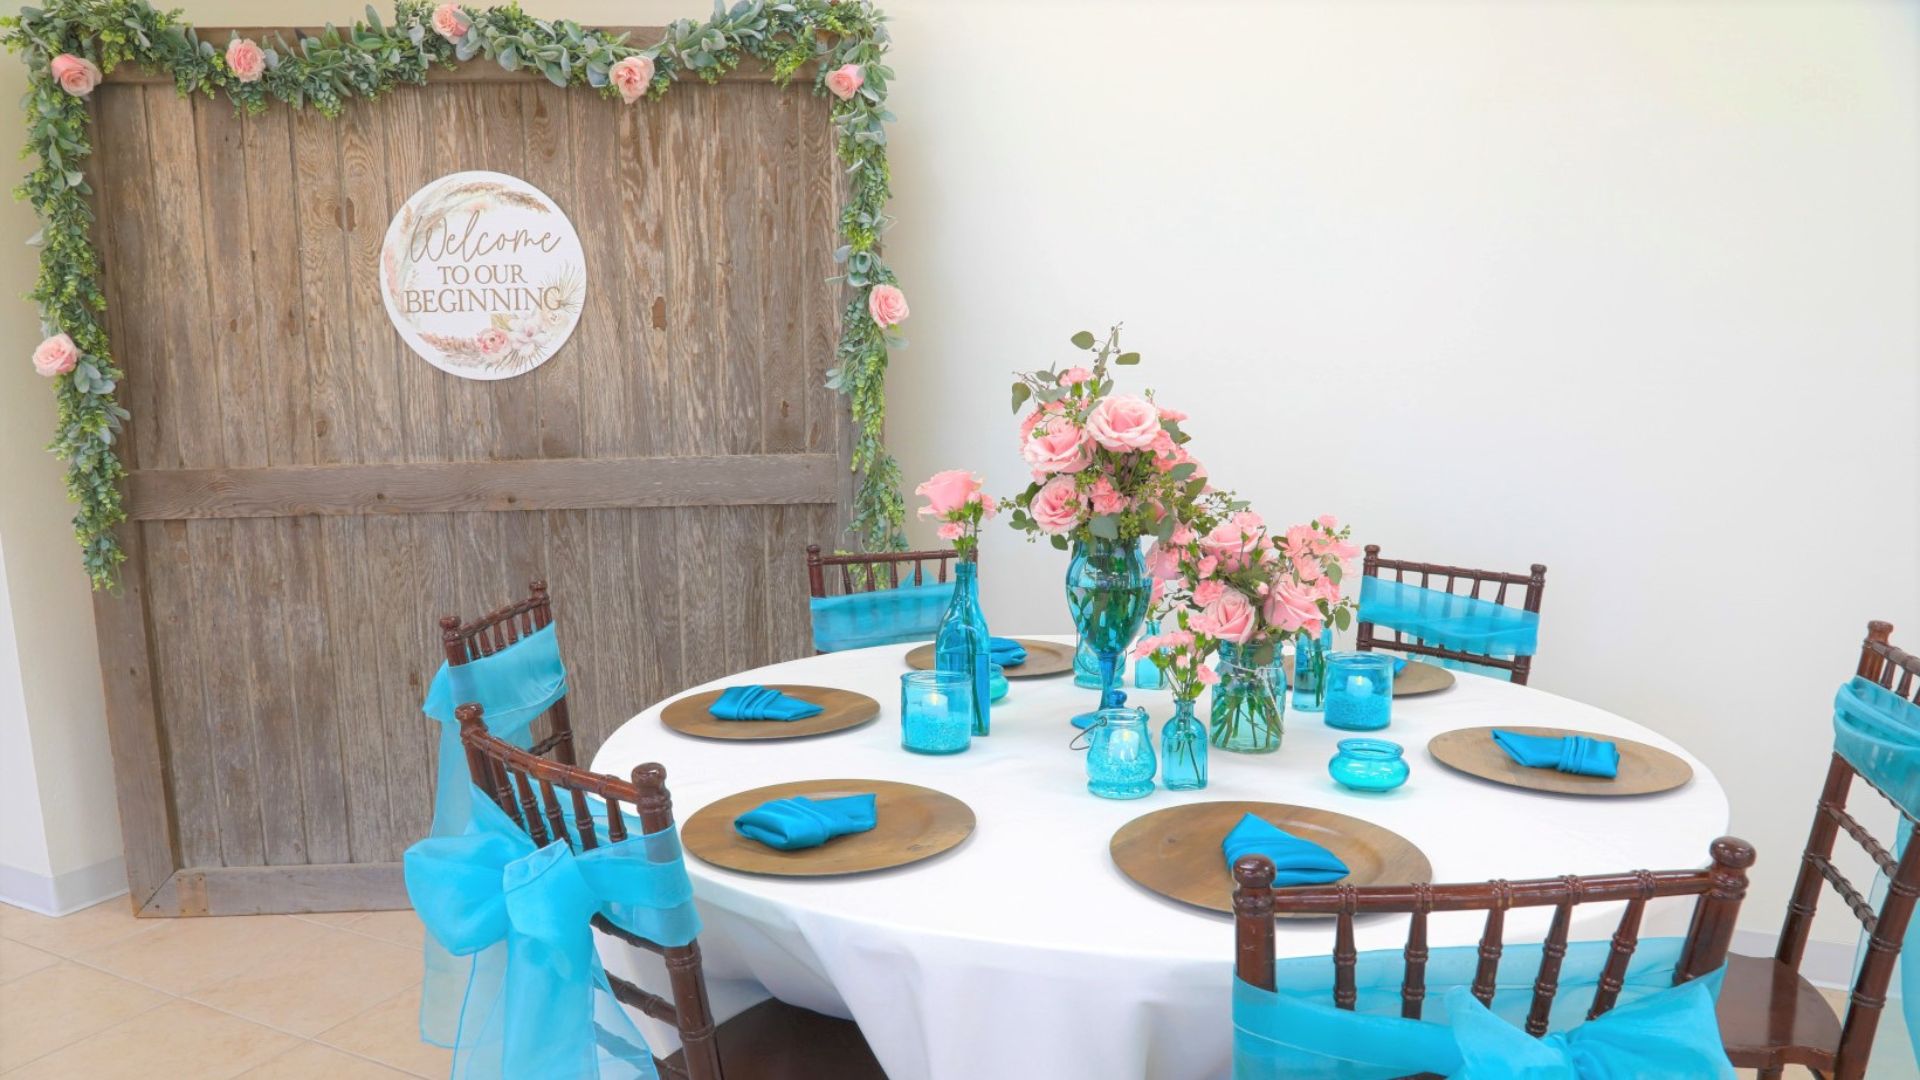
2,0,907,588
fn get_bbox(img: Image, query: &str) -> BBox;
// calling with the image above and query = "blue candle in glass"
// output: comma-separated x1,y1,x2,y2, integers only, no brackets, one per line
1328,738,1410,792
1085,706,1156,799
1324,652,1393,731
900,671,972,754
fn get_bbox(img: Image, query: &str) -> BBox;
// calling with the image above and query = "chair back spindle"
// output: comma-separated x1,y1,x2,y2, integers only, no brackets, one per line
805,544,961,599
440,579,581,767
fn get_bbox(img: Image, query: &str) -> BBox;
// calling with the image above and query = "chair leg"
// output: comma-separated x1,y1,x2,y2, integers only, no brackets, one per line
1755,1069,1783,1079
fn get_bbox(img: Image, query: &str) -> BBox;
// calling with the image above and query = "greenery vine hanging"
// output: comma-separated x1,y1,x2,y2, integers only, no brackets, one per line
2,0,908,588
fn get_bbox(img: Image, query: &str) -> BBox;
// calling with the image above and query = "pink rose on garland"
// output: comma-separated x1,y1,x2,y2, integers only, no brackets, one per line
1028,475,1083,535
475,328,509,355
825,63,864,101
49,54,102,97
226,39,265,83
1190,589,1257,644
31,333,78,377
1085,393,1161,451
915,468,982,517
1020,421,1091,479
867,284,908,328
430,3,470,41
610,55,654,104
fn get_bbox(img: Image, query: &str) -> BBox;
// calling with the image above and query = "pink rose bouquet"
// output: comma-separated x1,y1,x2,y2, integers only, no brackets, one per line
915,469,996,560
1004,325,1202,551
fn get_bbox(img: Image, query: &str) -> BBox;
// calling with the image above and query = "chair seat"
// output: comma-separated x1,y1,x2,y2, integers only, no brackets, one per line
661,998,888,1080
1716,952,1842,1073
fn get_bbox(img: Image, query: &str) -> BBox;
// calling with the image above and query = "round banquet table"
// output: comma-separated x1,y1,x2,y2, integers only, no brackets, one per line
592,635,1729,1080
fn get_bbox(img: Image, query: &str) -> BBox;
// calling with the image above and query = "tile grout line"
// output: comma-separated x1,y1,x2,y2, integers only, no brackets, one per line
0,984,174,1077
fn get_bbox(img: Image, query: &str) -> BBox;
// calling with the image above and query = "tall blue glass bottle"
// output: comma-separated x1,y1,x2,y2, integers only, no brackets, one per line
934,557,992,735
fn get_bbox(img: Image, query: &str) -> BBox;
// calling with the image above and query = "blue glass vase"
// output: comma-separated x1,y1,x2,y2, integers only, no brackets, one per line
1133,618,1166,691
1159,697,1207,790
1291,629,1333,713
1065,537,1151,729
1328,738,1409,792
934,558,992,736
1210,640,1285,754
1073,632,1103,689
1085,706,1155,799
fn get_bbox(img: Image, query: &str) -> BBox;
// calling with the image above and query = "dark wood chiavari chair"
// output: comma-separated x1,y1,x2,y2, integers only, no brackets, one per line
1233,837,1755,1080
458,705,888,1080
805,544,960,598
1718,620,1920,1080
439,580,580,766
1356,545,1549,686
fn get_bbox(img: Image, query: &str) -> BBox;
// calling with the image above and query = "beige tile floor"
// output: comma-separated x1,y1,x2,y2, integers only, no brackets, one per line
3,896,1917,1078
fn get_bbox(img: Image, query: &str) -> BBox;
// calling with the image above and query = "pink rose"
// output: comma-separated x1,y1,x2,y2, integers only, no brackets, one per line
1199,520,1257,571
1020,422,1092,478
610,55,654,104
1058,366,1092,386
936,522,964,542
1085,393,1162,452
868,283,908,328
1018,398,1065,439
1192,580,1226,608
1313,576,1342,605
225,38,265,83
825,63,864,101
430,3,470,41
1263,580,1324,636
915,469,982,516
31,333,78,376
49,54,102,97
1169,524,1196,546
1087,477,1127,515
475,328,509,355
1190,589,1257,644
1144,541,1183,581
1028,476,1083,535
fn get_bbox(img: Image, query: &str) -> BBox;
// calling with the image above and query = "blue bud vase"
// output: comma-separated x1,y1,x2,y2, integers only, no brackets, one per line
1159,697,1207,790
1291,629,1333,713
1133,618,1166,691
933,557,992,736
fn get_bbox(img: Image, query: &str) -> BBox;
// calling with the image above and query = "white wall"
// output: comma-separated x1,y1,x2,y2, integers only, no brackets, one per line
0,0,1914,949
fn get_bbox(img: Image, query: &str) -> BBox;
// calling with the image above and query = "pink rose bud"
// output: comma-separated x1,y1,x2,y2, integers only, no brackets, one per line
32,332,79,377
609,55,654,105
49,54,102,97
1058,366,1092,386
867,283,909,328
225,38,266,83
431,3,470,41
825,63,864,101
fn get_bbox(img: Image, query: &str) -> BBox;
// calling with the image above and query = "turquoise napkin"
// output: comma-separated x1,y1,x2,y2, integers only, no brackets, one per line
707,685,824,722
990,637,1028,667
734,794,877,851
1491,729,1620,778
1221,813,1349,885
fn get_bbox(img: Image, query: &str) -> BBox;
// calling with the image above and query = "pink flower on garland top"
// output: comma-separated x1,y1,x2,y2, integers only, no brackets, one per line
31,333,78,376
1085,393,1161,452
825,63,864,101
916,469,995,558
49,54,101,97
226,39,265,83
430,3,470,41
610,56,653,104
868,284,909,328
475,328,509,355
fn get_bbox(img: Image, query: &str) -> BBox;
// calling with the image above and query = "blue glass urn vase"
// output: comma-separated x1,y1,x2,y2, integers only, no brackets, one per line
1065,537,1151,729
1159,697,1207,790
933,557,992,736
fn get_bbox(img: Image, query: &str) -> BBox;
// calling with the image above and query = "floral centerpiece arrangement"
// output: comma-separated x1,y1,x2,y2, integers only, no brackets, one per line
915,470,996,735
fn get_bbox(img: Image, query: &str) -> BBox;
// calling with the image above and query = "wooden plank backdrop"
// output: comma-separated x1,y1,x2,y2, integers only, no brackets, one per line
86,41,851,915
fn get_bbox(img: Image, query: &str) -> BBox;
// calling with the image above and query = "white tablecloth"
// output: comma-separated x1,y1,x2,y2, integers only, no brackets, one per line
591,636,1729,1080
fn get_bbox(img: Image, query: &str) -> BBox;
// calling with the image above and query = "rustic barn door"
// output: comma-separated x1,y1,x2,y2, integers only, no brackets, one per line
87,46,850,915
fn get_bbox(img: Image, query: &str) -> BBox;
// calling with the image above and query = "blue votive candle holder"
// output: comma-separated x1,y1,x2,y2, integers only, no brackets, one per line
901,671,972,755
1328,738,1410,792
1085,706,1156,799
1324,652,1394,731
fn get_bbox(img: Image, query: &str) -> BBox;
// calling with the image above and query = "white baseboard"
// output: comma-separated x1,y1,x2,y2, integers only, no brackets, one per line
1734,927,1881,994
0,856,128,916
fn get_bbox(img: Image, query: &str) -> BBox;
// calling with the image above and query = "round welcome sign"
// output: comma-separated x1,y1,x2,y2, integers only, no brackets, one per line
379,170,586,381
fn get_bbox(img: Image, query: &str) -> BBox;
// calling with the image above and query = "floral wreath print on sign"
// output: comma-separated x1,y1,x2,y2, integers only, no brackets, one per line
379,169,586,380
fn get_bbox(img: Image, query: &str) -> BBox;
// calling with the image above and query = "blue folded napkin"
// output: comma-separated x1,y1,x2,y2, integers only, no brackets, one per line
1491,729,1620,778
707,685,824,722
1221,813,1350,885
734,794,878,851
990,637,1028,667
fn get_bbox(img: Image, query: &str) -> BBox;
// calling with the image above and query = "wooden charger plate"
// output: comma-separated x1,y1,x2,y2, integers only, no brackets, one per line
1427,725,1693,797
1110,801,1432,916
1393,660,1456,697
660,685,879,741
903,638,1074,678
682,779,975,877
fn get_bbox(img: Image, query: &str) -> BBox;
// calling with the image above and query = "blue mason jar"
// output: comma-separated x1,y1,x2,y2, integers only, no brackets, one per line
1086,706,1156,799
1324,651,1394,731
900,671,973,754
1291,629,1333,713
1328,738,1409,792
934,558,992,735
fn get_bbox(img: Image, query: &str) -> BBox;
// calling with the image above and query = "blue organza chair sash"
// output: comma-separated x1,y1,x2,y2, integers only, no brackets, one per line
810,578,956,652
422,623,569,837
1234,937,1733,1079
404,785,701,1080
1358,577,1540,680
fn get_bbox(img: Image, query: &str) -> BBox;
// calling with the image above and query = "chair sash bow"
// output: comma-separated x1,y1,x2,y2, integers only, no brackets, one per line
1446,970,1731,1079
